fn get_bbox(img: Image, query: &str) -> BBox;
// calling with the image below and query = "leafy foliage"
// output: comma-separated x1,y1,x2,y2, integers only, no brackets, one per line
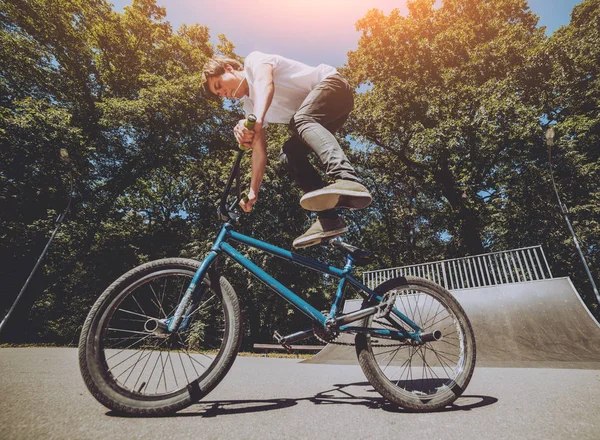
1,0,598,344
342,0,598,312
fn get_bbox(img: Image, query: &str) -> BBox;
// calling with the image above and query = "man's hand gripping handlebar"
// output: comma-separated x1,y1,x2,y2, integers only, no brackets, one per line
217,115,257,222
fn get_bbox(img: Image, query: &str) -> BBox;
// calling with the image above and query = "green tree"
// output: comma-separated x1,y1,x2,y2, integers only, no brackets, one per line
1,0,339,345
344,0,549,257
542,0,600,310
0,0,236,341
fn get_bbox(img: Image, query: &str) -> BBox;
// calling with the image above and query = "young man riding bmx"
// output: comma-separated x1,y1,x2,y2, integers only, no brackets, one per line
202,51,372,248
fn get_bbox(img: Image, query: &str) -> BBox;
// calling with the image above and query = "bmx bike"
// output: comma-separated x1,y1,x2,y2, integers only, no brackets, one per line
78,125,476,416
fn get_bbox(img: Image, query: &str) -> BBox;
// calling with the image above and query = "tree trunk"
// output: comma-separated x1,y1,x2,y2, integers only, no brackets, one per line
433,159,485,256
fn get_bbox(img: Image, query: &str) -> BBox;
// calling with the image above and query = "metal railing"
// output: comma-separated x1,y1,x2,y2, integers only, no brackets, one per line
363,245,553,290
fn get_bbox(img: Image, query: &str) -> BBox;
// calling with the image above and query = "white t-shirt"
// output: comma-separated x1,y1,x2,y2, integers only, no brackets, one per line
242,51,338,124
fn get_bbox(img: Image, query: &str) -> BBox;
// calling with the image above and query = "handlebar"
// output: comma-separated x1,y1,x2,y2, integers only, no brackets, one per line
239,114,257,150
217,115,257,222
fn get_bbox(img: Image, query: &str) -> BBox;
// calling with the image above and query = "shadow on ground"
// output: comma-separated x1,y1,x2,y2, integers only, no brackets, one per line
107,381,498,418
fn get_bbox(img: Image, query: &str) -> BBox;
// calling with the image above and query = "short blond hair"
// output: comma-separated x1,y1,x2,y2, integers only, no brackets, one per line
201,56,244,97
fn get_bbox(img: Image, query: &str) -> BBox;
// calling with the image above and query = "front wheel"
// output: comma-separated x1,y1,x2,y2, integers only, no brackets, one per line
78,258,242,416
356,276,476,411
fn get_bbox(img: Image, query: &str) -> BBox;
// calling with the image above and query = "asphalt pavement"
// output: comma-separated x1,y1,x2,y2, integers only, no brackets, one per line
1,348,599,439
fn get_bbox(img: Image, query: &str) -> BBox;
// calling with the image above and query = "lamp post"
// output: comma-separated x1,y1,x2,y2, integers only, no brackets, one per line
546,128,600,305
0,149,74,337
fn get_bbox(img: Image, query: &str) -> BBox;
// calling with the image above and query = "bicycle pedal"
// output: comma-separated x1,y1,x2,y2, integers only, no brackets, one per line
273,330,284,344
273,331,293,352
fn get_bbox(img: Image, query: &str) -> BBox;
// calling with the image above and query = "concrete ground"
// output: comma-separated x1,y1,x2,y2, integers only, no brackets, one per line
1,347,599,440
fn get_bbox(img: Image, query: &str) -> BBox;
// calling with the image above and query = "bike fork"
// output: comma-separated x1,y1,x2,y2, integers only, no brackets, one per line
168,251,219,332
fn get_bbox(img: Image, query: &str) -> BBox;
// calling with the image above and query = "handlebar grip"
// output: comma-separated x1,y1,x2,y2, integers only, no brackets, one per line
245,114,257,129
239,114,257,151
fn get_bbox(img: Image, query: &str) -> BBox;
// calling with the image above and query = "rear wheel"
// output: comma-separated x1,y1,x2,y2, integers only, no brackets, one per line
356,276,476,411
78,258,242,416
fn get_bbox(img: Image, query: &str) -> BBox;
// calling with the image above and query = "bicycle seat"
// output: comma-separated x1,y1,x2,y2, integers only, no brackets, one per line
328,238,375,267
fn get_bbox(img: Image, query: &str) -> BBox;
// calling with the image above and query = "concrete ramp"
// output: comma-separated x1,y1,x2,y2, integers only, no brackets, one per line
304,277,600,369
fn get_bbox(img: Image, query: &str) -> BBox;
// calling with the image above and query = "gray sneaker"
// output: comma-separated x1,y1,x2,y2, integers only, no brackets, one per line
300,180,372,212
292,217,348,249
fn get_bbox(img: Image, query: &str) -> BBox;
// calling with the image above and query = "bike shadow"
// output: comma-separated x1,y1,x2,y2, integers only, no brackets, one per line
107,381,498,418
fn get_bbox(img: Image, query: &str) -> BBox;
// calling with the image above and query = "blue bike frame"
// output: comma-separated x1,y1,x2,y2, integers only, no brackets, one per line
169,222,423,342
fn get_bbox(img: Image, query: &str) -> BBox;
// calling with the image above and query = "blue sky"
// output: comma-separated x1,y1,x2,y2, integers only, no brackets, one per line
110,0,583,67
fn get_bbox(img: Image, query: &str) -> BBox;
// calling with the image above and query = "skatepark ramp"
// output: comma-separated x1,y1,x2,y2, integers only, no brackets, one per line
306,247,600,369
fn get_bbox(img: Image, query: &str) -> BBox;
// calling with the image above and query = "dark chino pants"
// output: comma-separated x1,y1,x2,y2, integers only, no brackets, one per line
280,73,358,220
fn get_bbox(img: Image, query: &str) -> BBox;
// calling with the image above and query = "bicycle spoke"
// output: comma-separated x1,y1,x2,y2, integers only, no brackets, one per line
106,333,153,362
180,348,202,379
423,293,436,329
115,318,147,324
177,350,190,385
155,351,168,393
114,349,152,383
438,338,460,348
108,338,157,375
420,346,431,393
432,347,461,367
430,349,456,379
108,328,152,336
428,313,453,330
395,356,413,387
149,283,167,319
422,302,444,329
422,347,447,394
186,294,217,319
176,333,208,374
407,346,416,387
442,329,458,338
402,292,416,324
373,345,410,358
413,293,426,330
104,335,150,344
131,295,148,319
423,346,451,379
426,346,460,359
117,308,156,321
133,347,155,392
175,277,187,310
378,345,403,373
160,277,169,313
144,346,166,394
122,349,152,386
167,351,179,388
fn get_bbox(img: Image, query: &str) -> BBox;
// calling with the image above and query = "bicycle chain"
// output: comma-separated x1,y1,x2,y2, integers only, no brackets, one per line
313,318,411,348
324,338,409,349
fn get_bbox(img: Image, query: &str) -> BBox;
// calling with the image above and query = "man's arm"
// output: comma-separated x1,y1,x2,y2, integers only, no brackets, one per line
240,128,267,212
239,63,274,212
252,63,274,125
234,62,274,147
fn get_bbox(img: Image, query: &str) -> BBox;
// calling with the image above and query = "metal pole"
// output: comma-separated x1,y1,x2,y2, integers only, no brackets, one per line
0,220,63,334
559,203,600,303
546,128,600,305
0,149,74,337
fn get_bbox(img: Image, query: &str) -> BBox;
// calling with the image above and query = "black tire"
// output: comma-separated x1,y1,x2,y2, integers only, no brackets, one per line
78,258,242,416
356,276,476,411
